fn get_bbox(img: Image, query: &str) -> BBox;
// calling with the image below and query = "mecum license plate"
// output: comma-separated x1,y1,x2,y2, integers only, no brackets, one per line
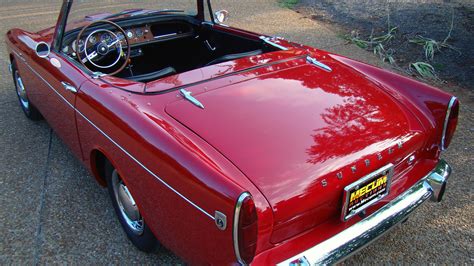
341,164,394,221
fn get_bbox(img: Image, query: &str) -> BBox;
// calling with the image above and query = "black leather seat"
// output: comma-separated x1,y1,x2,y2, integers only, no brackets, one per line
130,67,177,83
205,50,263,66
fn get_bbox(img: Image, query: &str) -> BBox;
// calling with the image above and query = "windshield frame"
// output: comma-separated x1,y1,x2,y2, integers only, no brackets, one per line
51,0,205,53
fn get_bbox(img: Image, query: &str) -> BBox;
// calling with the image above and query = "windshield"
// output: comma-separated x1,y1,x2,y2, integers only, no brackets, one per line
65,0,198,32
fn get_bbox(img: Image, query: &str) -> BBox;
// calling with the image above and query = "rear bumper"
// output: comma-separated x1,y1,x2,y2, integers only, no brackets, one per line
277,159,451,265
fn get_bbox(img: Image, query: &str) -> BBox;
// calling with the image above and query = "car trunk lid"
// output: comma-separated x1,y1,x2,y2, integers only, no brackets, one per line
164,55,427,243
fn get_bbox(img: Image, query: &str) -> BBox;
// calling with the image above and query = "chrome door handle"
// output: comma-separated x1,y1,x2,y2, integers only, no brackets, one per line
61,82,77,93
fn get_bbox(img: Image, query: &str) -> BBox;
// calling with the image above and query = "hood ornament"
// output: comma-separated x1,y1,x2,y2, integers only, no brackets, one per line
179,89,204,109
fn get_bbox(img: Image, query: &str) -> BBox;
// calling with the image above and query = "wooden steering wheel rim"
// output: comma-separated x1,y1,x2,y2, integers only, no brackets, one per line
76,20,131,77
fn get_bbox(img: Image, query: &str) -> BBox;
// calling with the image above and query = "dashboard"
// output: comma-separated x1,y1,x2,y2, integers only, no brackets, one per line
63,21,195,56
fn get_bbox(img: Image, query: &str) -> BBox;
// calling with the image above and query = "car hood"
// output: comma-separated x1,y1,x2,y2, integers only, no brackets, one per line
165,54,426,241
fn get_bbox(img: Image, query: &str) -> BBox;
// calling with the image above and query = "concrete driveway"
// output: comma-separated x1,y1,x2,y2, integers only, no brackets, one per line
0,1,472,264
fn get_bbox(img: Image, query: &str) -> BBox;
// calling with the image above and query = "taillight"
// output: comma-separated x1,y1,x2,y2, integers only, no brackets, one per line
441,97,459,150
233,192,258,264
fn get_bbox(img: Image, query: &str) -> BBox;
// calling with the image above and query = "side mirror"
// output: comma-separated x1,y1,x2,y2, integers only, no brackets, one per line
35,42,50,58
214,10,229,24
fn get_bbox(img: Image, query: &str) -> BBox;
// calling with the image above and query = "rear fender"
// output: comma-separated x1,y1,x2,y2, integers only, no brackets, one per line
330,54,453,156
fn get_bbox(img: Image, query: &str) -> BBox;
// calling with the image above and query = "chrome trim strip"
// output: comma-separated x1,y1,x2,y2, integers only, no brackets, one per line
153,33,178,39
278,159,451,265
260,36,288,51
12,49,26,62
233,192,251,264
441,96,457,151
15,51,215,221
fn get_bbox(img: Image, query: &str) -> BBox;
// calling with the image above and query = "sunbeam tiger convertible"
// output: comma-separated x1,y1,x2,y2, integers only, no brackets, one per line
5,0,459,264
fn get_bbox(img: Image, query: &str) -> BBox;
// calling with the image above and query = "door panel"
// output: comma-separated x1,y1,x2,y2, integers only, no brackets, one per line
26,51,87,160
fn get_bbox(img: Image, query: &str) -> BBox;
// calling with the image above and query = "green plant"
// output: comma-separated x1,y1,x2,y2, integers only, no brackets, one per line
345,26,398,65
410,62,437,79
409,35,457,61
278,0,299,8
408,11,459,61
373,43,396,64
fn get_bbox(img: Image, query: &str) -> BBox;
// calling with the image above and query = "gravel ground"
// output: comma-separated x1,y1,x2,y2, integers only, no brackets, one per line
0,0,472,264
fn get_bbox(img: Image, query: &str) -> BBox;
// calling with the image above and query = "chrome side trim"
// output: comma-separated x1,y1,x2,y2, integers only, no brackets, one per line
260,36,289,51
16,52,215,221
12,49,26,62
441,96,457,151
278,159,451,265
233,192,251,264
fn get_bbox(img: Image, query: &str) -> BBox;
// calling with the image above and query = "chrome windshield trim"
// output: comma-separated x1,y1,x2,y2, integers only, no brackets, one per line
234,192,251,264
278,159,451,265
53,0,73,52
16,54,215,221
441,96,457,151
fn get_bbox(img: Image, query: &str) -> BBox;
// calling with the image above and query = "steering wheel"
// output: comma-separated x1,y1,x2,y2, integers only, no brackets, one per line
76,20,131,76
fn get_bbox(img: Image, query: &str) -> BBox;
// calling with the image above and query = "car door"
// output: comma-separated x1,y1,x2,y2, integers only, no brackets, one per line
26,49,86,160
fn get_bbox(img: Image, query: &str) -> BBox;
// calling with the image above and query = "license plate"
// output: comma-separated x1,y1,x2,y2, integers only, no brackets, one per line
341,163,394,221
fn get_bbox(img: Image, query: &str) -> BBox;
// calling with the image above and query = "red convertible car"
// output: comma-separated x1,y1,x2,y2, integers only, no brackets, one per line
6,0,459,264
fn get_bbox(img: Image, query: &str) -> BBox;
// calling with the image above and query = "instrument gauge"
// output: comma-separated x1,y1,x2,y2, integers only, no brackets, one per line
117,32,125,40
117,32,126,44
100,33,112,43
71,40,77,52
89,35,97,44
77,39,85,52
136,28,144,37
126,30,134,39
62,45,69,54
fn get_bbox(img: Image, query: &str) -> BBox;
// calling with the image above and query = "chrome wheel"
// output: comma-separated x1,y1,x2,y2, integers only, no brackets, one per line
111,170,144,235
14,70,29,111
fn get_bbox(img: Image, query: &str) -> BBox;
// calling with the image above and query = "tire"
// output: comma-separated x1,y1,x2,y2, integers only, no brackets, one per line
11,60,42,121
105,161,159,252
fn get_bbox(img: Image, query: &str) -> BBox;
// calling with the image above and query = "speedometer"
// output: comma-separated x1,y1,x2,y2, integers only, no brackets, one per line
100,33,112,43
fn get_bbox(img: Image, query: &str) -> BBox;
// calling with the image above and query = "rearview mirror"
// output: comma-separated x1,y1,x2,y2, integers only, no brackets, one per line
214,10,229,24
35,42,50,58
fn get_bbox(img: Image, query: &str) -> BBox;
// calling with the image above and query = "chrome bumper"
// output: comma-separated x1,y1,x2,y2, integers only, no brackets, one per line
278,160,451,265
